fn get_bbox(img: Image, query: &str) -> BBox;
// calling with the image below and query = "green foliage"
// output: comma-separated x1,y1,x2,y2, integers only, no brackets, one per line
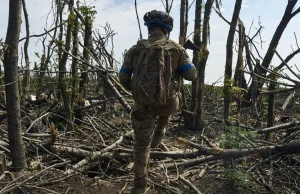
78,5,97,18
224,166,251,193
220,126,260,149
223,78,234,99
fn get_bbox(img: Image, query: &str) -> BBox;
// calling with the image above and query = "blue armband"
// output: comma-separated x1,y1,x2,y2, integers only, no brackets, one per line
120,67,133,76
179,63,195,74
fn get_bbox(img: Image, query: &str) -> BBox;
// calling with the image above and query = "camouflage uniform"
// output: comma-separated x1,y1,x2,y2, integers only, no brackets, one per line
119,32,197,193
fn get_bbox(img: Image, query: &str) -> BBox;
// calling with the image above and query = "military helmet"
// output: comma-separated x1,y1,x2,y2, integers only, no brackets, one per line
143,10,174,32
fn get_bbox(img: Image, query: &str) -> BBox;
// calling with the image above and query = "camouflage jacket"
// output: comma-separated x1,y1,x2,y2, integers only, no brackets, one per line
119,32,197,92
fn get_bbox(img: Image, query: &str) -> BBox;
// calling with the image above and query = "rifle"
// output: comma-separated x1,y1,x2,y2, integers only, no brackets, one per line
183,39,199,51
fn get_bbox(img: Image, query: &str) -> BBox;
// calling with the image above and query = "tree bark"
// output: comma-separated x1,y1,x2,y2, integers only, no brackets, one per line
21,0,30,98
184,0,189,38
56,0,65,99
191,0,203,111
76,16,92,124
71,10,79,109
58,1,74,130
79,16,92,100
192,0,214,130
223,0,243,127
179,0,189,128
233,21,246,126
3,0,27,171
179,0,187,45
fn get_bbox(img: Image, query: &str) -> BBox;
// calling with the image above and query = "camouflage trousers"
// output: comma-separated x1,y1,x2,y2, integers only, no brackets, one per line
131,97,179,193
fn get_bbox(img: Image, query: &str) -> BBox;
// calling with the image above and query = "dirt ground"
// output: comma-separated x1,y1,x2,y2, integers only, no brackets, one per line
1,88,300,194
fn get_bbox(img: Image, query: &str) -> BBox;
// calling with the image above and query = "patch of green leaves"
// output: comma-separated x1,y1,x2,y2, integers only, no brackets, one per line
78,5,97,17
224,166,251,193
220,126,260,149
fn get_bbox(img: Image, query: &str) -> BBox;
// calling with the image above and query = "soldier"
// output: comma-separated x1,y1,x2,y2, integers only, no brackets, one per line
119,10,197,194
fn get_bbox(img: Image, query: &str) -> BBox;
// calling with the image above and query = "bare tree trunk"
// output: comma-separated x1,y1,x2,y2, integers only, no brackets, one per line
179,0,186,45
21,0,30,98
233,21,245,126
36,53,45,99
58,0,65,63
76,15,92,124
192,0,213,131
184,0,189,38
246,0,300,101
36,36,46,99
79,16,92,101
223,0,243,127
179,0,189,127
57,0,65,99
71,3,79,109
3,0,27,171
134,0,142,40
191,0,203,111
58,1,74,131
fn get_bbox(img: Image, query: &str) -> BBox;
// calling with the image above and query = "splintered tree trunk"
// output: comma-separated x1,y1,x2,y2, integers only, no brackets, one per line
184,0,189,38
71,13,79,108
233,21,246,126
179,0,187,45
193,0,213,131
79,16,92,100
246,0,300,101
223,0,243,127
57,0,65,99
21,0,30,98
3,0,27,171
191,0,203,111
266,70,277,140
59,2,74,131
36,53,45,99
58,0,64,63
179,0,189,127
76,16,92,123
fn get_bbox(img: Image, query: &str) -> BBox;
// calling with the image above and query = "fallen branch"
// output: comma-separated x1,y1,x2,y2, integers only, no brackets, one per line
179,175,202,194
0,160,70,194
257,120,300,134
66,135,124,174
164,155,221,170
73,98,113,111
178,138,300,158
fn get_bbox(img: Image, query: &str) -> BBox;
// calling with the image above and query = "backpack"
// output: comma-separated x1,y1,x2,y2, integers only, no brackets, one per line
132,39,177,107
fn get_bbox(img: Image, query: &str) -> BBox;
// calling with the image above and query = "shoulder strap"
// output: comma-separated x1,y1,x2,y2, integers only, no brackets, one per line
137,39,152,49
164,40,179,50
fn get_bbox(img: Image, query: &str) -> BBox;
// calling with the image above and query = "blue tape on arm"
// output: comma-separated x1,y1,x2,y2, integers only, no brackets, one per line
179,63,195,74
120,67,133,76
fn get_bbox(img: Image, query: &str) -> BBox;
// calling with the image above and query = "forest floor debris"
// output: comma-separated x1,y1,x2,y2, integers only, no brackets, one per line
0,90,299,194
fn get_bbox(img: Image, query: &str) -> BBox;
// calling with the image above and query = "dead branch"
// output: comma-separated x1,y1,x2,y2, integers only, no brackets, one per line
257,120,300,134
66,135,124,174
179,138,300,158
0,160,70,194
165,155,221,170
179,175,202,194
135,0,143,39
19,22,66,42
